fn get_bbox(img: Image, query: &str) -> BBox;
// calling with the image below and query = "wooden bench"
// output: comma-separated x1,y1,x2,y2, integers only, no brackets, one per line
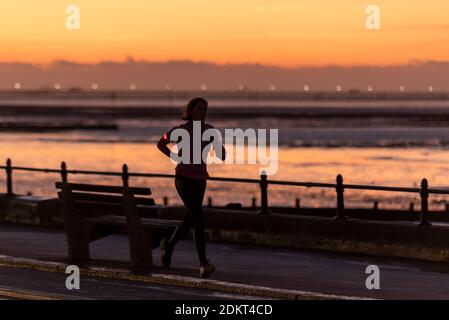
55,182,180,268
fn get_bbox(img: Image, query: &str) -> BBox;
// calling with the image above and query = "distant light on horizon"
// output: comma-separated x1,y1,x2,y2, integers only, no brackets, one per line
200,84,207,91
91,83,99,90
14,82,21,90
54,83,61,90
303,85,310,92
269,84,276,92
237,84,245,91
428,86,434,92
129,83,137,91
165,84,172,91
336,85,342,92
400,85,405,92
368,85,373,92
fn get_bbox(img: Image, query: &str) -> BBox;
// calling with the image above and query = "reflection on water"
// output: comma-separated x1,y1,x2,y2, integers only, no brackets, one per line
3,99,449,209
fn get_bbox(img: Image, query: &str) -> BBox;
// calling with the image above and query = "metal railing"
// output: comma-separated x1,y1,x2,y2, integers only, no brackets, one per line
2,158,447,227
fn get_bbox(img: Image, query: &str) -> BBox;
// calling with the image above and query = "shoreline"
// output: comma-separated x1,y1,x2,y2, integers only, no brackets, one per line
0,123,118,132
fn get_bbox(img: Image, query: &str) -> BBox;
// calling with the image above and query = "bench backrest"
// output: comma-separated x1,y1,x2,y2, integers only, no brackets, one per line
55,182,151,195
55,182,156,218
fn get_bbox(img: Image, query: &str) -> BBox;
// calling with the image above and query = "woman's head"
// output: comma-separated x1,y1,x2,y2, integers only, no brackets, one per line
182,97,208,121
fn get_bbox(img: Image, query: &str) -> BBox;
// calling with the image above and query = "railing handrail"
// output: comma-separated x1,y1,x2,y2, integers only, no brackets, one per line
0,159,443,226
1,164,447,194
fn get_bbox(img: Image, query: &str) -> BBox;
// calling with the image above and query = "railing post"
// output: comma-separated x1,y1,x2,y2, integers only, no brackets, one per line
334,174,347,220
252,197,257,210
295,198,301,209
259,172,270,215
122,164,129,187
163,196,169,206
208,197,213,208
61,161,68,183
419,178,431,226
6,158,13,196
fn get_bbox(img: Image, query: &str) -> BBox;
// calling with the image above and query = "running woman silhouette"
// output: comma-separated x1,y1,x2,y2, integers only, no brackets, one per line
157,97,226,278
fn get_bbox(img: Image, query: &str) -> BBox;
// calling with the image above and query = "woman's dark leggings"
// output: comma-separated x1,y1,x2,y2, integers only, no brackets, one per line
167,176,208,265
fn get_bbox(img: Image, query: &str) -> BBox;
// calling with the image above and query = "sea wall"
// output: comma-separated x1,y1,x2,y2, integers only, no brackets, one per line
1,195,449,262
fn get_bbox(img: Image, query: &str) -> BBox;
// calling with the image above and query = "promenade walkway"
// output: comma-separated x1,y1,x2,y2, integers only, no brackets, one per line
0,224,449,299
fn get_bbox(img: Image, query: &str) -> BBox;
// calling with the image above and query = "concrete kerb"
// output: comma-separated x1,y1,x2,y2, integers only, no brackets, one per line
0,255,370,300
0,285,86,300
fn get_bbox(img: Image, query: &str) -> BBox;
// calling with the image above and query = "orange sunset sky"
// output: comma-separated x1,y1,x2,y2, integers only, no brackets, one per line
0,0,448,67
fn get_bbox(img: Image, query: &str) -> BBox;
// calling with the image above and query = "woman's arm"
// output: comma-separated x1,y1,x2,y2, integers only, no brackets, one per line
212,131,226,161
206,125,226,161
157,132,173,158
218,143,226,161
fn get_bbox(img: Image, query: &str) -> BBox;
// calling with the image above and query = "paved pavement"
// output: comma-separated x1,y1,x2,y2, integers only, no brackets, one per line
1,224,449,299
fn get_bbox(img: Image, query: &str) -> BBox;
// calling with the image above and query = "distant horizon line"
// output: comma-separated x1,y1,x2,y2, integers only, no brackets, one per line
0,58,448,70
1,89,448,96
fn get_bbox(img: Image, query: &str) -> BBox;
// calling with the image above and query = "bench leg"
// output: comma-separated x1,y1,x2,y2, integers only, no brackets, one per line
129,232,153,268
67,233,90,261
61,184,90,261
124,188,153,268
